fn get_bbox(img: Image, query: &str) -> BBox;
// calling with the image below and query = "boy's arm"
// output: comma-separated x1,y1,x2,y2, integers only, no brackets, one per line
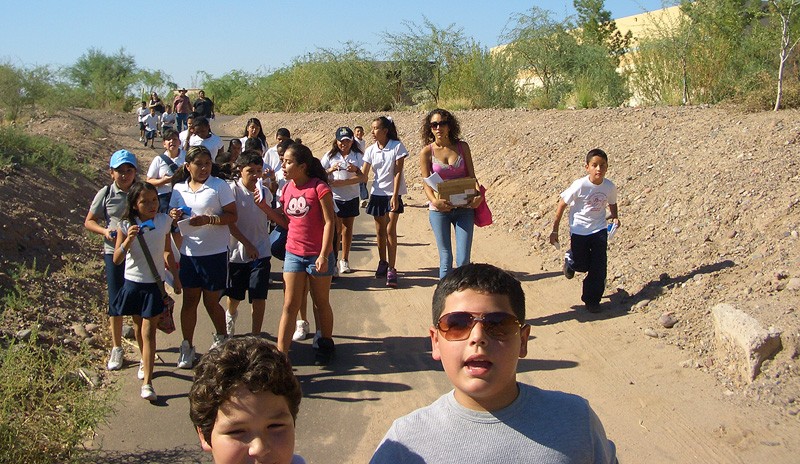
229,223,258,260
608,203,620,227
550,198,568,245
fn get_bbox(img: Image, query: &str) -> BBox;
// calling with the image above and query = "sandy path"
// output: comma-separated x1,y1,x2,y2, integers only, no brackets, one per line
88,117,799,463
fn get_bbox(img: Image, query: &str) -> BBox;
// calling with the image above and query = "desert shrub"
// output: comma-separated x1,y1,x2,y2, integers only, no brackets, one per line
0,329,113,464
0,127,91,176
441,44,518,109
740,72,800,112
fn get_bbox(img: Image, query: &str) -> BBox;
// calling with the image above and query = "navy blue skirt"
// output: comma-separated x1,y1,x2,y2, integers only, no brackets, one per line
110,280,165,318
366,195,404,217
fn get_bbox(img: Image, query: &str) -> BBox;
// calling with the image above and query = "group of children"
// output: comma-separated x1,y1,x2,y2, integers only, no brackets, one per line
91,107,620,462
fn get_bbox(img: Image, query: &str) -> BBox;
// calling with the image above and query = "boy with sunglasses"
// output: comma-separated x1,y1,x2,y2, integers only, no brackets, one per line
371,263,617,463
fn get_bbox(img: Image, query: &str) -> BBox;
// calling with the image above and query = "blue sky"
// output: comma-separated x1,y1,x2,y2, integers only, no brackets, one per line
1,1,672,87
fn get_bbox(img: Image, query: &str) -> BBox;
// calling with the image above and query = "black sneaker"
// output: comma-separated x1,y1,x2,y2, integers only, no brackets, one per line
314,337,335,366
563,258,575,279
375,260,389,278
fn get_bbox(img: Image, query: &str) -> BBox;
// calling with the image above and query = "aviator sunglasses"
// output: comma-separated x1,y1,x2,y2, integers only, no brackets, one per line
429,120,449,129
436,311,524,341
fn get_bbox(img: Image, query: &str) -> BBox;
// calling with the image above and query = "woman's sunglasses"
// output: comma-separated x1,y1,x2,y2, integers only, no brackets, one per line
429,121,449,129
436,311,524,341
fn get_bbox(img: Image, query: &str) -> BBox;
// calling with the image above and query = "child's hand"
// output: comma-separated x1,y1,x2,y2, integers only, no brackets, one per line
127,224,140,238
245,243,258,260
315,254,328,273
104,228,117,241
172,276,182,294
549,231,559,246
169,208,184,222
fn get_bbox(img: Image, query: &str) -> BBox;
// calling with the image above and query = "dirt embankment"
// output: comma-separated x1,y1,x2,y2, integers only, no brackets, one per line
2,106,798,418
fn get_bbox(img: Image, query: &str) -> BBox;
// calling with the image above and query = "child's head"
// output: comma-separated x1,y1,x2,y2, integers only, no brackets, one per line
227,138,242,160
584,148,609,185
109,149,138,190
184,146,213,183
371,116,399,143
331,126,354,155
190,337,301,464
243,137,264,155
430,263,530,411
243,118,264,139
163,129,180,151
237,150,264,185
124,181,158,220
192,116,211,138
275,127,291,143
149,105,156,115
353,125,364,139
140,101,146,108
276,138,294,159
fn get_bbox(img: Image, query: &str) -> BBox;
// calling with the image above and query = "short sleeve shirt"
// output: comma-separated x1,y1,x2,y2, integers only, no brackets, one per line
189,133,224,162
321,150,364,201
147,151,186,195
229,179,273,263
280,178,331,257
119,213,171,283
89,183,127,254
170,176,235,256
364,139,408,196
560,176,617,236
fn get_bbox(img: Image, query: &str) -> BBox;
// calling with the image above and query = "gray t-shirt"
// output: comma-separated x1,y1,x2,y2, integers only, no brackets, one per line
371,383,617,464
89,183,128,254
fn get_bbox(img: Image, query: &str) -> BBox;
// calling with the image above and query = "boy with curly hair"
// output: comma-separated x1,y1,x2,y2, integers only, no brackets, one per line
189,336,306,464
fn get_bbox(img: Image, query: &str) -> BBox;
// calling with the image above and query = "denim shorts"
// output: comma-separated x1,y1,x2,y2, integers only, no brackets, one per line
283,251,335,276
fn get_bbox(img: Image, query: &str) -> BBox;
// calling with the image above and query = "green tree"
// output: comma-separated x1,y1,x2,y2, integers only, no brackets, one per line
502,7,581,107
573,0,633,63
66,48,139,109
442,43,518,109
383,17,470,105
768,0,800,110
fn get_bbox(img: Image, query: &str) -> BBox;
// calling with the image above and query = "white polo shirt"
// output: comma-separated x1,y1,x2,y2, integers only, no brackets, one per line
170,176,235,256
364,139,408,196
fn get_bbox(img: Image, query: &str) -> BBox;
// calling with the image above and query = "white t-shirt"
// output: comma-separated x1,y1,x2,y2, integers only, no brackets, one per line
560,175,617,236
170,176,235,256
189,133,224,162
147,150,186,195
143,114,159,131
263,146,282,173
364,139,408,196
321,150,363,201
354,137,366,153
136,107,149,122
240,137,268,154
229,179,273,263
179,129,190,145
120,213,172,283
161,112,176,127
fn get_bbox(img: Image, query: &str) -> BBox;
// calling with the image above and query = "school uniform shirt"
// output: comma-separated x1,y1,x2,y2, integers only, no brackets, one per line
189,133,225,162
179,129,190,145
560,176,617,236
143,114,159,132
364,139,408,196
89,183,128,254
160,112,176,127
281,178,331,257
119,213,171,283
170,176,235,256
136,107,149,122
228,179,273,263
263,146,282,173
354,137,366,153
239,137,268,155
321,150,364,201
147,150,186,195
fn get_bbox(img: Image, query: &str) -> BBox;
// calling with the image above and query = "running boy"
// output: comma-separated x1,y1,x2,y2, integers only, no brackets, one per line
549,148,620,313
189,336,306,464
370,263,617,463
142,105,159,148
136,101,148,142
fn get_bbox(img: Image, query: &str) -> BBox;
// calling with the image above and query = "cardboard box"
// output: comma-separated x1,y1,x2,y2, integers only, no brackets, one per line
435,177,479,206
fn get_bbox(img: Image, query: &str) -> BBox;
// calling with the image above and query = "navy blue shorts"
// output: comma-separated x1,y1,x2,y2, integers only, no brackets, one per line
335,197,360,218
224,258,271,302
283,251,335,276
110,280,164,318
179,252,228,291
367,195,404,217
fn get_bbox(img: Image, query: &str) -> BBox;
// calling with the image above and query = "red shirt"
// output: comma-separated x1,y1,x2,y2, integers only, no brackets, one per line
173,94,191,114
281,178,331,256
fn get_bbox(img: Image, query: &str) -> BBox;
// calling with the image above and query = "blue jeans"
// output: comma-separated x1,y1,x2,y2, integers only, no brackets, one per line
176,113,188,132
429,208,474,278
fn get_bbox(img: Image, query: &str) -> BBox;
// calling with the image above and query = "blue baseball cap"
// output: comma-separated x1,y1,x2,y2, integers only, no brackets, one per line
109,150,138,169
335,126,354,141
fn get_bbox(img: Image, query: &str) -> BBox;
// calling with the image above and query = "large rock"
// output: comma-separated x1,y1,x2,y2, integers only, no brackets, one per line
712,303,782,383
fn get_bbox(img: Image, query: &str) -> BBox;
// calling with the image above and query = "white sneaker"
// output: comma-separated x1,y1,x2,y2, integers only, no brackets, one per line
137,360,145,380
140,384,157,402
226,310,237,337
339,259,351,274
107,346,124,371
177,340,195,369
292,320,309,341
139,136,144,142
210,333,227,351
312,330,322,349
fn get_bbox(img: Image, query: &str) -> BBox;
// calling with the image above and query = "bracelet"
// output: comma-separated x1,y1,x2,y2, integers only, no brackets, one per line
208,215,220,225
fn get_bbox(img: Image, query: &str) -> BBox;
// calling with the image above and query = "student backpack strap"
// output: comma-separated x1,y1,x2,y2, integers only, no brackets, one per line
159,154,180,175
102,184,113,225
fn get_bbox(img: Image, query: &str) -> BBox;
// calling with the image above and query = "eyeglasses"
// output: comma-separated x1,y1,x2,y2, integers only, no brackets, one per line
436,312,524,341
429,121,449,129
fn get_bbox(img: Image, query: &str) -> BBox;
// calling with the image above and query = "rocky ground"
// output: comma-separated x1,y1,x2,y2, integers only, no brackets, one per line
1,105,798,422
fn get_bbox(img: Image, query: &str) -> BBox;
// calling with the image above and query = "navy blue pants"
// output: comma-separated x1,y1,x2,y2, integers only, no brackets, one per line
570,229,607,306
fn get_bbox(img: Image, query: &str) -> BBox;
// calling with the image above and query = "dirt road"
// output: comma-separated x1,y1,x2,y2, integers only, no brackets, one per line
84,114,799,463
